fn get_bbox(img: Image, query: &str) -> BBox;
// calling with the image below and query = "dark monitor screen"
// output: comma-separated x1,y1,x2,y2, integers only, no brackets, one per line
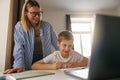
88,14,120,80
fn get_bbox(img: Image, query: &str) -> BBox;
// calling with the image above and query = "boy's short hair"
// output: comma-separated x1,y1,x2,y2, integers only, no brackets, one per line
58,30,74,42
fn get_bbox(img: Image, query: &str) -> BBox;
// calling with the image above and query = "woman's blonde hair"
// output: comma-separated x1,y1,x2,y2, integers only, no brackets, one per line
21,0,40,32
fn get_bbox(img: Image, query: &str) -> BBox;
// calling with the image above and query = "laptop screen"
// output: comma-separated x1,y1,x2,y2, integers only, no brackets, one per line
89,14,120,80
64,14,120,80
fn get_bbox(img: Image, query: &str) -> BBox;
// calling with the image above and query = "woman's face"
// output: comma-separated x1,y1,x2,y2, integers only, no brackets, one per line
26,6,42,26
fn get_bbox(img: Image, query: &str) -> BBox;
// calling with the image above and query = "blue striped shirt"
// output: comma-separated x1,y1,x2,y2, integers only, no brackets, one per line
13,21,59,70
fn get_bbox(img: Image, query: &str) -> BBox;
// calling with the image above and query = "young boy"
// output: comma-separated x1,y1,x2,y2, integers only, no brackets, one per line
31,31,88,70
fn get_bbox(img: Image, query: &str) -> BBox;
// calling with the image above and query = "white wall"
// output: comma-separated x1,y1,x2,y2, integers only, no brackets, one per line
0,0,10,72
42,9,119,35
42,11,66,35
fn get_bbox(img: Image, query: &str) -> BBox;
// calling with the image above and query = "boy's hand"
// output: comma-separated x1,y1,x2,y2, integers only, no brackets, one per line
3,67,24,74
66,62,76,68
52,62,64,69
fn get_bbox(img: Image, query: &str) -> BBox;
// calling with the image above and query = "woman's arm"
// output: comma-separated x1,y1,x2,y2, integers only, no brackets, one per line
4,22,25,74
50,24,59,50
13,22,25,69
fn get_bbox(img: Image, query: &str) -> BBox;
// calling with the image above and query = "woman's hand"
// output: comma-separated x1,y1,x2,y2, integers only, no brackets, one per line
3,67,24,74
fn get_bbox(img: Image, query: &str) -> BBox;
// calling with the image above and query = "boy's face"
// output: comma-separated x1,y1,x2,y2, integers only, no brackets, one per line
58,39,73,57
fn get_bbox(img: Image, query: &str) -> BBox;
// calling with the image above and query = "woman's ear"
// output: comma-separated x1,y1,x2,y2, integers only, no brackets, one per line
24,11,28,16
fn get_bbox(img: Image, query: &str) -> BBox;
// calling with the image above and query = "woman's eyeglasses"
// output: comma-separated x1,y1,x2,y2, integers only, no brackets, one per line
28,11,43,17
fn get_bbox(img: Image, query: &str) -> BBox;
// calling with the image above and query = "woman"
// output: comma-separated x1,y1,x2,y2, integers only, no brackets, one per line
4,0,59,74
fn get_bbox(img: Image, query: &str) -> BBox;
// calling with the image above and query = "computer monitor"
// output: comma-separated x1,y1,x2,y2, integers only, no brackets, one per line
89,14,120,80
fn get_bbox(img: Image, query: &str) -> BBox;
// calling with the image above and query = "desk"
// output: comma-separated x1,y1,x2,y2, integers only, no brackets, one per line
0,70,80,80
21,70,120,80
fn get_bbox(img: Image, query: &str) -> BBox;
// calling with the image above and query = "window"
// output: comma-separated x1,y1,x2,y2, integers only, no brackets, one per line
71,16,94,57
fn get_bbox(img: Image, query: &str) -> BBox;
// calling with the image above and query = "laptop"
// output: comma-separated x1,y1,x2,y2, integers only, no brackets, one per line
64,14,120,80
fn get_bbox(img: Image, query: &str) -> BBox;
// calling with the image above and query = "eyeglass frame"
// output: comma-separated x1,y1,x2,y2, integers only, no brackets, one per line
28,11,43,17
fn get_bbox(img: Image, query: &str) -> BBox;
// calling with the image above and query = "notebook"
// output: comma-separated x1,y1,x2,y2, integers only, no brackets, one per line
6,70,55,80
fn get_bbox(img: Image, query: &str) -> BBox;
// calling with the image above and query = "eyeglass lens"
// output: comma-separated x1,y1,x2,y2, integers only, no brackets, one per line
29,11,43,17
